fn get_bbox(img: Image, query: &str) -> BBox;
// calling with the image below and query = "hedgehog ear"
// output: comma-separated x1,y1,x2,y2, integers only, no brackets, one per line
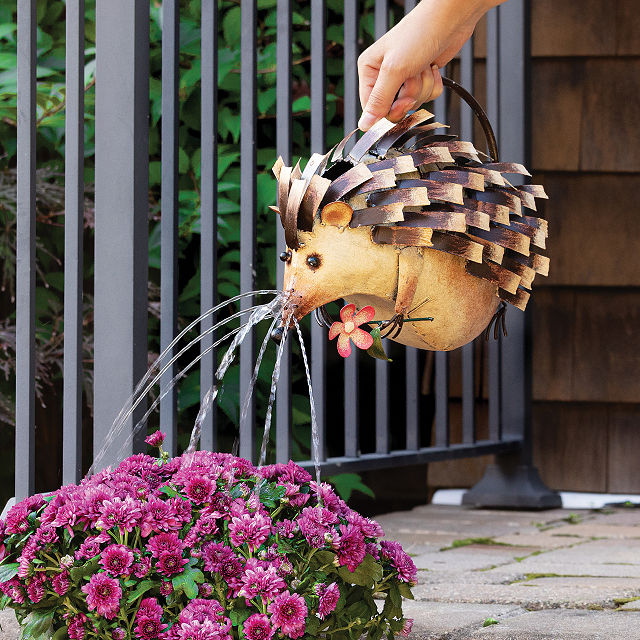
321,201,353,227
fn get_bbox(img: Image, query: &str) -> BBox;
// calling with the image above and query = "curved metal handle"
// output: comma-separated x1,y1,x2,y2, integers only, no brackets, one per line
441,76,499,162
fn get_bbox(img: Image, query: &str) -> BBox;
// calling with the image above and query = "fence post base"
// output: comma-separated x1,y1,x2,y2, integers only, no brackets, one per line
462,455,561,510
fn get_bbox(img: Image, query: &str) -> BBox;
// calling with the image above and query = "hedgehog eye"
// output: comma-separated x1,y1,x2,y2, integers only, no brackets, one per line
306,255,321,270
279,251,291,263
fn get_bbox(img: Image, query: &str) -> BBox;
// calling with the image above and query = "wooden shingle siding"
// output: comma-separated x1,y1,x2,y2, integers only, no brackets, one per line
536,173,640,286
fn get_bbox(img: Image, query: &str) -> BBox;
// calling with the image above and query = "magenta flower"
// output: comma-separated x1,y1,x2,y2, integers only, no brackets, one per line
315,582,340,619
4,504,30,534
97,496,141,533
133,555,152,578
179,598,225,625
156,550,188,576
66,614,87,640
380,540,418,585
52,571,70,595
100,544,134,576
112,628,126,640
243,614,275,640
140,497,181,537
328,304,375,358
146,532,184,559
145,430,166,448
334,523,366,572
398,618,414,637
185,476,214,505
135,615,168,640
228,512,271,552
238,566,286,600
138,597,164,620
26,574,46,603
81,573,122,619
268,590,307,639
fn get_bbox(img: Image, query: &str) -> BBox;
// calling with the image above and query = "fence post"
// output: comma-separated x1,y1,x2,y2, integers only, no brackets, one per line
93,0,149,467
462,0,560,509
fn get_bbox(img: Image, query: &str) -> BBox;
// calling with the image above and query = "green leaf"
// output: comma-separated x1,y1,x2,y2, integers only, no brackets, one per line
382,583,402,619
229,607,251,628
366,326,392,362
397,581,414,600
483,617,499,627
258,482,286,506
222,7,242,48
159,485,178,498
69,555,100,584
335,553,383,588
51,626,69,640
326,473,375,501
127,579,155,603
0,562,19,583
172,566,204,600
18,609,55,640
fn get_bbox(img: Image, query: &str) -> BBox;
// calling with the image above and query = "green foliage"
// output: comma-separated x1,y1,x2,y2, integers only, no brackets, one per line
483,617,499,627
0,0,403,500
327,473,375,501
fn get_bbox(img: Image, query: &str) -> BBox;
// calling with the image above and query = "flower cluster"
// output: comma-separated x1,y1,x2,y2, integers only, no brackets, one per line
0,434,416,640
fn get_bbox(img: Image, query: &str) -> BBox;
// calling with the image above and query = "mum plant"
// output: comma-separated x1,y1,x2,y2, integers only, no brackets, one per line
0,432,416,640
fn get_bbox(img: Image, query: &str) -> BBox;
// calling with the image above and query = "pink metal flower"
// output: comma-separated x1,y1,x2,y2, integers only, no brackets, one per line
328,304,375,358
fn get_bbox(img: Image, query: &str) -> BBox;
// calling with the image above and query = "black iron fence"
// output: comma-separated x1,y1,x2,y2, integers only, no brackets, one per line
13,0,552,506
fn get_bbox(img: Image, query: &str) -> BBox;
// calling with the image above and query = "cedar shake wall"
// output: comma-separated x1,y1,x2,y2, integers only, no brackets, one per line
428,0,640,493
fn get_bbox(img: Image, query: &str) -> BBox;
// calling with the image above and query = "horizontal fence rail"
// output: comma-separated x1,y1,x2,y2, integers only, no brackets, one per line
12,0,530,499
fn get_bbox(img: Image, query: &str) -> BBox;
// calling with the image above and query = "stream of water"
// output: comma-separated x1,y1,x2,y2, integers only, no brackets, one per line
89,288,324,491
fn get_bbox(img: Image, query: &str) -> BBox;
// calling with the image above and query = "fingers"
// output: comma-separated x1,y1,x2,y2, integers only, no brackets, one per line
357,60,406,131
387,64,443,121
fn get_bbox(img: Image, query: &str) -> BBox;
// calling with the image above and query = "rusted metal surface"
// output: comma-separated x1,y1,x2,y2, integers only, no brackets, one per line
349,203,404,228
320,163,373,205
428,169,486,191
354,167,396,193
368,186,430,208
373,225,434,246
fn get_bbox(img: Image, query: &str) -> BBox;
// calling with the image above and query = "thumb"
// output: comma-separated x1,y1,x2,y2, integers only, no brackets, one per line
358,64,405,131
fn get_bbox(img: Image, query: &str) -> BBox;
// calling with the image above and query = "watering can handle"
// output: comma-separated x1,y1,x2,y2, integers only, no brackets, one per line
441,76,499,162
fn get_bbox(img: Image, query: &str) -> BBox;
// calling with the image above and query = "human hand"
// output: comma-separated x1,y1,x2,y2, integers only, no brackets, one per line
357,0,502,131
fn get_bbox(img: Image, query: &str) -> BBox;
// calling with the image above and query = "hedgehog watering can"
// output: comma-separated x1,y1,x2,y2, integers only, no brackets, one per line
270,78,549,355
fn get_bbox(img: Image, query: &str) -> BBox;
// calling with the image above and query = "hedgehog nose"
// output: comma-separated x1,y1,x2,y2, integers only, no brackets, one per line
270,326,285,344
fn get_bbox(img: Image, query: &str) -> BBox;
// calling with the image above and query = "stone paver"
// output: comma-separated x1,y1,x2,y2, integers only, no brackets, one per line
0,610,19,640
379,505,640,638
466,609,640,639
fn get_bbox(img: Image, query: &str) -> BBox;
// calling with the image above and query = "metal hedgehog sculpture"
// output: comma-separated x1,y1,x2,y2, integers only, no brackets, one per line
271,78,548,352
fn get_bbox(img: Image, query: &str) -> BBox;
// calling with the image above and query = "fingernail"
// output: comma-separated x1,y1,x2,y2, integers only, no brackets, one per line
358,111,377,131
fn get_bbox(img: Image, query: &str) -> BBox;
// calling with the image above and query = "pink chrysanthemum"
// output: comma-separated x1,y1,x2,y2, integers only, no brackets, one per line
145,430,166,447
81,573,122,619
138,597,164,620
334,523,366,572
66,614,87,640
380,541,418,585
100,544,134,576
156,550,188,576
26,574,46,603
179,598,225,625
315,582,340,619
239,566,286,600
140,497,181,537
268,590,307,639
112,628,126,640
185,476,214,505
398,618,413,637
135,615,168,640
4,504,30,534
134,555,152,578
146,532,184,558
243,614,275,640
97,496,141,533
52,571,70,595
228,512,271,552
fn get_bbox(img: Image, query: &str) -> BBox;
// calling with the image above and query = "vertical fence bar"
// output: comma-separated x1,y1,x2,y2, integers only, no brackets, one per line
404,0,419,455
239,0,257,462
62,0,85,484
497,0,528,449
486,7,501,441
161,0,180,454
434,351,449,447
15,0,37,498
459,38,476,445
374,0,390,456
200,0,218,452
310,0,327,461
275,0,292,463
343,0,358,458
433,70,449,449
94,0,149,465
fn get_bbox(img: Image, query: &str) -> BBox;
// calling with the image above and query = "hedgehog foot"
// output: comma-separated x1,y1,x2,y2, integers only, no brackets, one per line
484,301,508,341
380,313,404,340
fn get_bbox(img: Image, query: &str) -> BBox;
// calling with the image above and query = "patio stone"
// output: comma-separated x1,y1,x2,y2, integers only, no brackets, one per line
0,610,19,640
547,523,640,539
412,575,640,609
464,609,640,639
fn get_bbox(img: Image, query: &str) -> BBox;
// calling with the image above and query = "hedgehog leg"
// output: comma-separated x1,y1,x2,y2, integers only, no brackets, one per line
395,247,424,317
